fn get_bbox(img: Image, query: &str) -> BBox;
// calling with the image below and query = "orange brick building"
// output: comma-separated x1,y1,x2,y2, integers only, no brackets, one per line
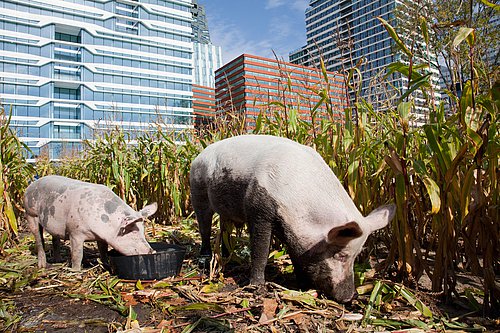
192,84,216,128
214,54,347,130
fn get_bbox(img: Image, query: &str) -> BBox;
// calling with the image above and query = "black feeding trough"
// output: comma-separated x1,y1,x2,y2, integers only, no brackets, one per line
109,242,186,280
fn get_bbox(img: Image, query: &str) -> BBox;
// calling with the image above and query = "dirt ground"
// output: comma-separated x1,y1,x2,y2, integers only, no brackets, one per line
1,229,499,333
4,275,499,333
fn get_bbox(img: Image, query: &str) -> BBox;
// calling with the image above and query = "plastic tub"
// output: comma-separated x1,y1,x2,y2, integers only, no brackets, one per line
109,242,186,280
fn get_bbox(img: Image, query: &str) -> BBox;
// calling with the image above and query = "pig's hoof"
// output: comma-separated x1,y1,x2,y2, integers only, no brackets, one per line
197,255,211,269
244,283,267,295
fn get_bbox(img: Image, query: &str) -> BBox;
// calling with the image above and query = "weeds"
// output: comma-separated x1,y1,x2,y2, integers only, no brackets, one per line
0,0,497,323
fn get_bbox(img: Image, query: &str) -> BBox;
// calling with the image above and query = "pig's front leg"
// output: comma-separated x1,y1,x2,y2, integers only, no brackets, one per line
191,190,214,261
27,215,47,268
52,236,62,262
97,240,109,266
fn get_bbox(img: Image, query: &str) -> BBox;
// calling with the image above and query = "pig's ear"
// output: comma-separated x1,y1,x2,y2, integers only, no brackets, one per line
327,221,363,247
365,204,396,233
139,202,158,217
118,216,143,235
120,216,142,229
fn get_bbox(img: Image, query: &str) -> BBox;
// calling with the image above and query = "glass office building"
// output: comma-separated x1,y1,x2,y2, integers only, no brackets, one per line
191,0,221,88
0,0,194,160
290,0,441,124
191,0,221,128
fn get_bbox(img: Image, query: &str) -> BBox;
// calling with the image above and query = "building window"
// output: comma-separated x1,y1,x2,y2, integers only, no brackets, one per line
54,87,80,100
53,124,81,139
55,32,81,43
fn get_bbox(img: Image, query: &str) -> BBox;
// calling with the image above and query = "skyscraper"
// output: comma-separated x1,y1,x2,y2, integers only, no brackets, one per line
290,0,441,123
0,0,194,160
191,0,222,128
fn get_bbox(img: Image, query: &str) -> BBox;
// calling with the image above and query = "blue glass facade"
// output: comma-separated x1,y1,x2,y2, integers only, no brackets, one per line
0,0,194,160
291,0,398,84
290,0,441,122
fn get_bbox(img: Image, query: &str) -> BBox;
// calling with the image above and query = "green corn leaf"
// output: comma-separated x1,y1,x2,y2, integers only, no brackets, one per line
423,125,450,171
461,166,476,219
281,290,317,307
369,318,406,329
453,27,475,48
414,160,441,214
420,16,429,44
394,285,433,319
421,175,441,214
466,127,483,156
378,17,412,57
397,101,412,124
171,302,225,313
478,0,500,10
362,280,384,324
399,73,432,103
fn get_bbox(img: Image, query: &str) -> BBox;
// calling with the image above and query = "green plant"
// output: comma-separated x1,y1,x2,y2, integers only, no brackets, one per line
0,106,35,249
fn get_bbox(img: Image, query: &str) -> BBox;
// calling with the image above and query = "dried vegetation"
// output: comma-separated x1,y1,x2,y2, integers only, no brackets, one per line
1,3,499,332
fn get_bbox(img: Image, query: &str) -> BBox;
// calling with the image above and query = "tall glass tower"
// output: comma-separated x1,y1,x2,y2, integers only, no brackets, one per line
290,0,441,123
0,0,194,160
191,0,221,128
191,0,221,88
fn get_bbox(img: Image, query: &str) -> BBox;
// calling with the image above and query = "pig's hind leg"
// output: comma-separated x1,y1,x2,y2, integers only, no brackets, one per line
190,181,212,253
69,235,85,270
196,207,214,260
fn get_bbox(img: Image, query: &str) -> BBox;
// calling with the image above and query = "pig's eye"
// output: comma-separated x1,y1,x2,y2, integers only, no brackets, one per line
334,252,348,262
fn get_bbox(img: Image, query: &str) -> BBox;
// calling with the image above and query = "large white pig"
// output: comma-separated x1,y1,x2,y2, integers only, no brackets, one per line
190,135,395,302
24,175,157,270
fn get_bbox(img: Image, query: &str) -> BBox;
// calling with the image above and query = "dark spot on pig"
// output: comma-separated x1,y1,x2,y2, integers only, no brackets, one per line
101,214,109,223
104,197,121,214
41,207,49,226
124,211,131,216
206,167,249,222
49,206,55,216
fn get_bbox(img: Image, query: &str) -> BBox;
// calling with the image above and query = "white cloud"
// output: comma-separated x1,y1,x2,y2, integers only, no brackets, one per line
205,1,309,65
265,0,287,10
291,0,309,12
266,0,309,11
209,20,275,64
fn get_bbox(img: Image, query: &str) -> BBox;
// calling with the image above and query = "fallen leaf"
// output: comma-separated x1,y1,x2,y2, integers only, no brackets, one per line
288,312,305,325
121,292,138,306
259,298,278,324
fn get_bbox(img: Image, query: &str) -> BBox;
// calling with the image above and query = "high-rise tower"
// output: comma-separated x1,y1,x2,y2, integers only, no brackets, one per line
191,0,222,128
0,0,193,160
290,0,441,123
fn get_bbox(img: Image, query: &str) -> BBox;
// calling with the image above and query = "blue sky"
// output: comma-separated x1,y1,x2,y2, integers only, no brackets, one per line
203,0,310,65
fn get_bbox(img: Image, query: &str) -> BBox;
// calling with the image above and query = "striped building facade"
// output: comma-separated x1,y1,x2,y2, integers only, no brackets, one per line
0,0,194,160
215,54,347,130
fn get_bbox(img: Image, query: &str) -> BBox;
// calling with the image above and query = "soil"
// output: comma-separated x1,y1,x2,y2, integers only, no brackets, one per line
5,292,123,332
1,232,499,333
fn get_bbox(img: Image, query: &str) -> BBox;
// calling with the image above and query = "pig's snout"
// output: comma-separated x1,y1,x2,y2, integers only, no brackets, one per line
326,276,357,303
329,286,356,303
